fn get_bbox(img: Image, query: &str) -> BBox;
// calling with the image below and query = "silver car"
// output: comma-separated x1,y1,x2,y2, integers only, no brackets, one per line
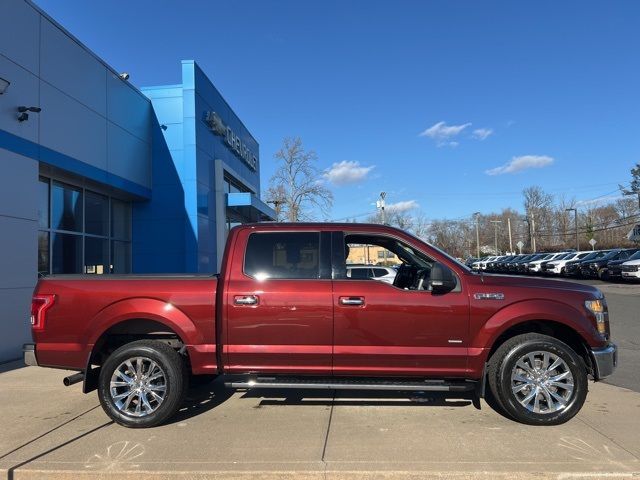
346,265,397,284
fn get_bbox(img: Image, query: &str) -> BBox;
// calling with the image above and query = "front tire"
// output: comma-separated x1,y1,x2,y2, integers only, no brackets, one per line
488,333,587,425
98,340,187,428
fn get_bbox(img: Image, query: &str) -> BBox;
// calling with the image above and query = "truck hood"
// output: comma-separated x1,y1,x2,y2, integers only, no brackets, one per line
479,273,602,297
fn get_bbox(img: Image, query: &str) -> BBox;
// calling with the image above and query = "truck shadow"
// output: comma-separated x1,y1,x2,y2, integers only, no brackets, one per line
169,377,512,422
167,377,234,424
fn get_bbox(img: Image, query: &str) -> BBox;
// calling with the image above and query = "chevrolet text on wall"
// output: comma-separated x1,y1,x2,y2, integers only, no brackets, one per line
204,111,257,171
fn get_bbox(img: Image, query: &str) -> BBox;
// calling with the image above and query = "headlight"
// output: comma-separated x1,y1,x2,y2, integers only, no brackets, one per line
585,299,608,336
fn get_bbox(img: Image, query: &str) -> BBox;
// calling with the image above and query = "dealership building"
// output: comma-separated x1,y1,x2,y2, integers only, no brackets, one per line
0,0,274,361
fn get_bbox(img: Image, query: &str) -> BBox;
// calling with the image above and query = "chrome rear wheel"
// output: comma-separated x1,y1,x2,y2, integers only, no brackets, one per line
110,356,167,417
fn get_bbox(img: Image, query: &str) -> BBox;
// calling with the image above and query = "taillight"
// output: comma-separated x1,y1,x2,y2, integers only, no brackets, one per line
31,294,55,331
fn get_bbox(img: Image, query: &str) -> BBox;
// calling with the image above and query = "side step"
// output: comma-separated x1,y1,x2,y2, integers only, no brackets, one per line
226,376,475,392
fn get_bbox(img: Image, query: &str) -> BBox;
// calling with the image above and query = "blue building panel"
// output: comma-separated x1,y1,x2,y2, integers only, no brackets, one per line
138,60,273,273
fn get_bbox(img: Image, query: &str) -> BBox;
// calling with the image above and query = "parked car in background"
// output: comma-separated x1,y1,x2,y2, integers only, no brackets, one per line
542,252,592,275
579,249,638,279
519,253,547,273
486,255,510,272
528,252,569,274
472,256,499,270
498,255,526,272
565,251,611,277
511,254,536,273
606,249,640,280
621,257,640,281
347,265,397,284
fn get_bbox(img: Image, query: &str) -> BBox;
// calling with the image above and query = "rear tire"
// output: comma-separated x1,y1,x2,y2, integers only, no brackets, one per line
98,340,187,428
488,333,587,425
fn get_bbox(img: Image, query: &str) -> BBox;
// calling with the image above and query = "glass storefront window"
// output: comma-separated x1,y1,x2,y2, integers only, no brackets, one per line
111,240,131,273
38,176,132,275
51,232,82,274
111,199,131,240
52,181,83,232
38,231,49,276
85,191,109,236
85,237,109,274
38,177,49,229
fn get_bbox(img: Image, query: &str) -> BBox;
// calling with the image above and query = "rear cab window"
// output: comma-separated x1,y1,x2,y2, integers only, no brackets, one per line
244,232,322,280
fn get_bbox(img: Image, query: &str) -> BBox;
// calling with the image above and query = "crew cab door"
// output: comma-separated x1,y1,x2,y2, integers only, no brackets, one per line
224,228,333,374
332,231,470,377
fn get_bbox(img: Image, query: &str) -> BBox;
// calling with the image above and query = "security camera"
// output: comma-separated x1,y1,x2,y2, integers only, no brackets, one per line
18,106,42,113
160,124,168,131
119,72,130,81
17,112,28,122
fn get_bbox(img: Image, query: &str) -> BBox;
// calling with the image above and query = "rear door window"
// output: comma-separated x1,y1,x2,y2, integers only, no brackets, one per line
244,232,321,279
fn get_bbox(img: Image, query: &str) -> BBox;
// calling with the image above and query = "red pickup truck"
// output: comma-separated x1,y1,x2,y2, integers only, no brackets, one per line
24,223,617,428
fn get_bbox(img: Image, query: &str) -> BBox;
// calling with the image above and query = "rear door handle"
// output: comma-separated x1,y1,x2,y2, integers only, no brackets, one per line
234,295,259,306
340,296,365,306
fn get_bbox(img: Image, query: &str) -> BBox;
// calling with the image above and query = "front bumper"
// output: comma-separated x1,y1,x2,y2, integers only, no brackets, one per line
591,344,617,380
23,344,38,367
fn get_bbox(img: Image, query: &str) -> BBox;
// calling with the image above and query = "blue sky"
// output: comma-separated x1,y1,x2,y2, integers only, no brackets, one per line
35,0,640,221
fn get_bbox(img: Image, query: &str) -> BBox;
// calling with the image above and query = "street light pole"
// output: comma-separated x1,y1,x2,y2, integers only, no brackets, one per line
377,192,386,225
565,208,579,251
474,212,481,258
507,217,513,254
491,220,502,255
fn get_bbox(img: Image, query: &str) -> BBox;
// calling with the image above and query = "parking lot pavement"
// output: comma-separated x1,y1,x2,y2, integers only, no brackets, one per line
1,363,639,479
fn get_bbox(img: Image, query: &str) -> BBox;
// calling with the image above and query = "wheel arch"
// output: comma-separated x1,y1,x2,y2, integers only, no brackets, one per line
487,319,594,376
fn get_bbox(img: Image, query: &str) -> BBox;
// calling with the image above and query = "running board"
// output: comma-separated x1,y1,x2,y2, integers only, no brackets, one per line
226,377,475,392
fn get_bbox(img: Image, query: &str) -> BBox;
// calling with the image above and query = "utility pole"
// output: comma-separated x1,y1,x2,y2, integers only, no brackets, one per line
474,212,481,258
565,208,579,251
376,192,386,225
490,220,502,255
507,217,513,254
531,216,537,252
266,199,286,222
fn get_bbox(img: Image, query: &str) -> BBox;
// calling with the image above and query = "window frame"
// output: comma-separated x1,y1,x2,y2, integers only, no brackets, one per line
333,230,462,293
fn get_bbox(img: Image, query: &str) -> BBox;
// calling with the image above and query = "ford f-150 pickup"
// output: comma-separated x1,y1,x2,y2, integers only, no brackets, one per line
24,223,617,428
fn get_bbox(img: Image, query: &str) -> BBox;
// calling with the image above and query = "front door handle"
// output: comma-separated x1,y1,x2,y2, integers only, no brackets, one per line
340,296,365,306
234,295,259,306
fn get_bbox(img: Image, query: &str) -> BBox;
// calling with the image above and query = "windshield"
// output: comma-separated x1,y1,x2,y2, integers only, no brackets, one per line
628,250,640,261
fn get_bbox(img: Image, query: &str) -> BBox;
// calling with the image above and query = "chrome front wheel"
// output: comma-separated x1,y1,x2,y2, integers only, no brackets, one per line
510,351,574,414
488,333,588,425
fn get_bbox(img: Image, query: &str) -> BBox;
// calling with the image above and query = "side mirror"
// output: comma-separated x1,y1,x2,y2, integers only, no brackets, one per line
429,263,457,294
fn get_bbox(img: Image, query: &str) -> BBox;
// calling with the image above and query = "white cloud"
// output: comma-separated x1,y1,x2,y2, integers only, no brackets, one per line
485,155,554,176
387,200,419,212
472,128,493,140
324,161,374,186
419,121,471,146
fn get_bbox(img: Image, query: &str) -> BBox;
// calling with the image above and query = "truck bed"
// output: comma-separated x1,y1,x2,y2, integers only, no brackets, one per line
32,275,218,372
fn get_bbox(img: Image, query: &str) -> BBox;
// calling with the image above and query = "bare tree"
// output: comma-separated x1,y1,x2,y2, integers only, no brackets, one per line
269,137,333,221
620,162,640,210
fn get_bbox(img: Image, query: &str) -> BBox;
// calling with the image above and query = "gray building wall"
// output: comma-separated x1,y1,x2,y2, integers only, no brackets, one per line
0,0,153,361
